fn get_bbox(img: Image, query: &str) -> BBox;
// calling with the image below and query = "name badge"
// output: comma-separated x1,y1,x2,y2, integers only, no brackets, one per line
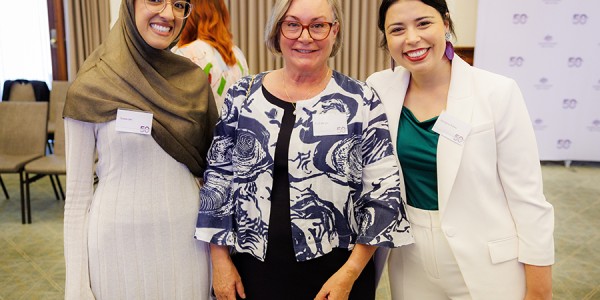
432,112,471,145
313,112,348,136
115,109,153,135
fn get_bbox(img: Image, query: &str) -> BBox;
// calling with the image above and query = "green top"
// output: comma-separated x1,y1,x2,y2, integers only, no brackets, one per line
396,107,440,210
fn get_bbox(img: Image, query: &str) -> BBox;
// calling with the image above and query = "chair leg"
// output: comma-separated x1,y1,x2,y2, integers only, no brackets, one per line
20,171,27,224
49,174,60,200
0,175,9,199
55,175,65,200
25,172,32,224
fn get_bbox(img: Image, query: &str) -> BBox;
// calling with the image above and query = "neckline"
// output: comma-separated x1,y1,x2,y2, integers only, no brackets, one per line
262,85,295,111
402,106,439,124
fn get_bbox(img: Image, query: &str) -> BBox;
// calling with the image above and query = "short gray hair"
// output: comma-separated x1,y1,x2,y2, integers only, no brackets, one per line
264,0,343,57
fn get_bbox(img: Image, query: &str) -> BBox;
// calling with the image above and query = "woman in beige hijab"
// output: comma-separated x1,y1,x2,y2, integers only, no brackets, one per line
62,0,217,299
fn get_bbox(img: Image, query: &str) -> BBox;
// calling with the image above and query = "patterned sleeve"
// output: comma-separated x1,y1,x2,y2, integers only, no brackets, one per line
194,76,253,246
354,85,413,248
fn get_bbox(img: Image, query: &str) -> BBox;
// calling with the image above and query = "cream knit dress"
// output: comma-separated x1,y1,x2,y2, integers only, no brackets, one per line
64,118,211,300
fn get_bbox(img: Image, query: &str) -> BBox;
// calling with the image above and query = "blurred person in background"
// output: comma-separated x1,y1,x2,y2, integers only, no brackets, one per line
173,0,249,112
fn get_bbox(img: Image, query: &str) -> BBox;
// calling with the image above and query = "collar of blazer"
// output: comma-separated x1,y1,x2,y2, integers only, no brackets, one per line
372,56,476,217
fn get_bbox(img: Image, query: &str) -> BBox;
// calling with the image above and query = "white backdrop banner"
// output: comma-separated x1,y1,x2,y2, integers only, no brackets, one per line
474,0,600,161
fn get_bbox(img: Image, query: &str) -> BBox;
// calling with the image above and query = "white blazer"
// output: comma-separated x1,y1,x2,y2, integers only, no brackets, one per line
367,56,554,297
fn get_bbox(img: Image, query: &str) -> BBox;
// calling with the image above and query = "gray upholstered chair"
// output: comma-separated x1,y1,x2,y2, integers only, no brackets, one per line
9,84,35,102
24,103,67,223
7,82,36,102
2,79,50,102
0,102,49,224
46,81,70,153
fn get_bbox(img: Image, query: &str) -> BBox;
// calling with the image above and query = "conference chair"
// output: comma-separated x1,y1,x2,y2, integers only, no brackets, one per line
0,102,49,224
2,79,50,102
46,80,70,153
24,103,67,223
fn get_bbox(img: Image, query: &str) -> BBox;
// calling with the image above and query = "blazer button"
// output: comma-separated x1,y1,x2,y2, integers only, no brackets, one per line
445,228,456,237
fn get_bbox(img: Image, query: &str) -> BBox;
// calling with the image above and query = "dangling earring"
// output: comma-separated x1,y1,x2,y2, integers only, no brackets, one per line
445,32,454,60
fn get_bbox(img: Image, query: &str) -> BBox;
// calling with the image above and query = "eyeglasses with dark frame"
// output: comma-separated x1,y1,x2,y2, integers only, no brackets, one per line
279,20,338,41
144,0,193,19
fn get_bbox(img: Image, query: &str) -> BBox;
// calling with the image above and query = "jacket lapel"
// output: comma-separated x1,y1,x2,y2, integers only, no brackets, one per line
374,68,410,202
380,68,411,154
437,57,475,218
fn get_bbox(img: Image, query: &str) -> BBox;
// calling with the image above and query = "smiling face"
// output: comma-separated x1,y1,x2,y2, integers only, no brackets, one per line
280,0,339,74
384,0,449,75
134,0,184,49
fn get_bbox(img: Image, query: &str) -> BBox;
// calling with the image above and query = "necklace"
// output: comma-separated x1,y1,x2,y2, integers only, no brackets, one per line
282,68,332,114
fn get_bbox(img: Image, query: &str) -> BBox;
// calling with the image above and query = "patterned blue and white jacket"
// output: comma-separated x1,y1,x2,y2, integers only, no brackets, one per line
195,71,413,262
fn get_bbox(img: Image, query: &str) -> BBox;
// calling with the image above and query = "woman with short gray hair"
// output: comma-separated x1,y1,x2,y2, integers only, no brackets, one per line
194,0,413,299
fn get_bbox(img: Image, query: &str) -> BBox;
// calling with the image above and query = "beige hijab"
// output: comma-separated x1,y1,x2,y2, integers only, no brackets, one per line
63,0,217,177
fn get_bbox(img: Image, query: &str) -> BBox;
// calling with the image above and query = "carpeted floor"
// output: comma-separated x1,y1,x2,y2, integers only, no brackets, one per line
1,161,599,299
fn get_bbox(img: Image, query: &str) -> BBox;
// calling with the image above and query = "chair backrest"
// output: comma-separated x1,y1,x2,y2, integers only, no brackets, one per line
52,102,66,156
0,102,48,156
2,80,50,102
47,81,70,134
8,82,36,102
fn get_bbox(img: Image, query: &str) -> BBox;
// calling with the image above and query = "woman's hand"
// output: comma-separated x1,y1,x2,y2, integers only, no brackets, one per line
210,244,246,300
314,244,378,300
314,265,358,300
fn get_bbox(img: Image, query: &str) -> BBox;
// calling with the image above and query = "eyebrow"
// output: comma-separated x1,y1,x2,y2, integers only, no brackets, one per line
283,15,329,22
386,15,435,29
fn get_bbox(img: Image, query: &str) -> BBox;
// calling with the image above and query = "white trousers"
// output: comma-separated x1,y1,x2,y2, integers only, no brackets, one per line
388,205,471,300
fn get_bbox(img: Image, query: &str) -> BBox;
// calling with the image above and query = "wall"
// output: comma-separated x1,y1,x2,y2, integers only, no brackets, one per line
110,0,120,28
449,0,478,47
109,0,479,46
474,0,600,161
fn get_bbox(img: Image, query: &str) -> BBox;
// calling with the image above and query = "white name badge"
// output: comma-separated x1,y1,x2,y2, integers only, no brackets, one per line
432,112,471,146
313,112,348,136
115,109,153,135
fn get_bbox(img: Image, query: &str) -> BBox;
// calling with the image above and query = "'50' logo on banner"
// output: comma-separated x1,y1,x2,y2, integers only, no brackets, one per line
568,57,583,68
556,139,572,149
562,99,578,109
509,56,525,67
512,13,528,24
572,14,588,24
